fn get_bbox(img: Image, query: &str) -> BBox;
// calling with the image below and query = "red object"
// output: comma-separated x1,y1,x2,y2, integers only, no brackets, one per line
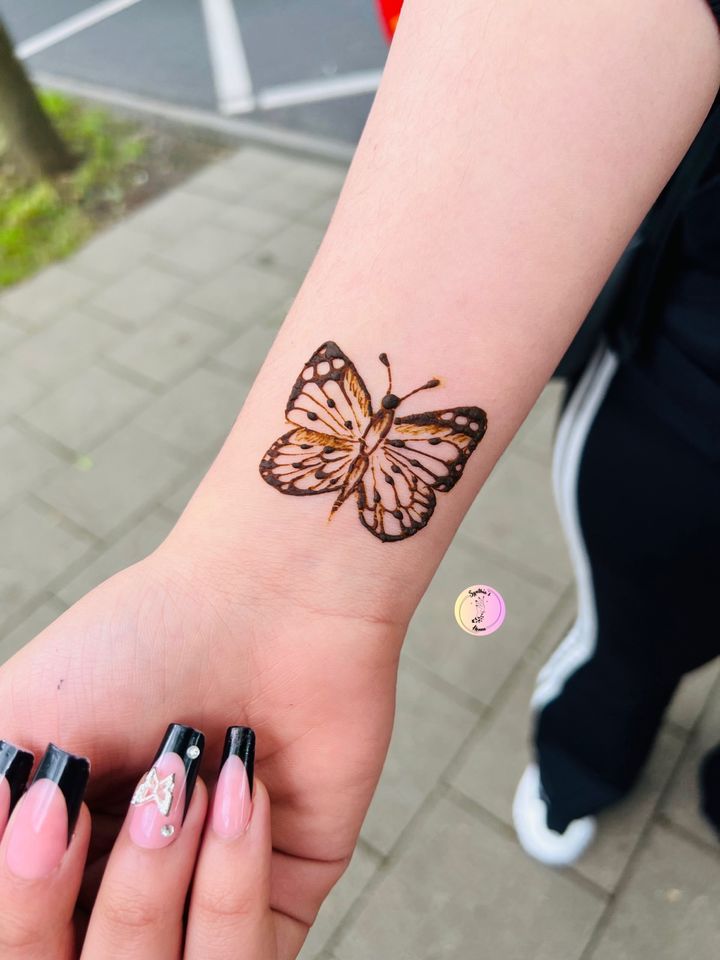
376,0,403,41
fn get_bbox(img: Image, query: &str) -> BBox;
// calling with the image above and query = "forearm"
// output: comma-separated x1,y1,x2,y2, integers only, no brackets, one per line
166,0,720,625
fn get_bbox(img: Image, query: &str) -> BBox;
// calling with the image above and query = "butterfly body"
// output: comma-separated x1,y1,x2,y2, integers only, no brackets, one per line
260,342,487,542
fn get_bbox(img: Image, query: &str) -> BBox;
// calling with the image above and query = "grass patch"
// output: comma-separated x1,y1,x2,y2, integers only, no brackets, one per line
0,91,146,287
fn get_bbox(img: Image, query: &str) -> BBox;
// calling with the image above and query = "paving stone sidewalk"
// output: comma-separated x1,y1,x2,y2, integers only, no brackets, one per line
1,144,718,959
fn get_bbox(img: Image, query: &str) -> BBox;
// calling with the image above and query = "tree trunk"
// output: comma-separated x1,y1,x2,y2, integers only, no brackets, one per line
0,19,76,179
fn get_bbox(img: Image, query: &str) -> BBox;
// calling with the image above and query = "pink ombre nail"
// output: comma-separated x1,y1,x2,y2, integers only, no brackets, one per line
128,724,204,850
212,754,252,839
5,744,88,880
5,779,69,879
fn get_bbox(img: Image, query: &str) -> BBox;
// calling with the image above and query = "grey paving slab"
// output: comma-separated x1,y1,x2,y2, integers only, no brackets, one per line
404,536,562,705
460,445,573,590
89,264,191,328
155,223,260,279
0,502,91,627
0,362,42,420
0,425,63,508
360,664,477,856
128,190,226,240
662,685,720,849
213,324,277,379
451,653,688,894
241,176,330,218
301,195,341,231
223,147,311,180
338,795,605,960
299,844,380,960
137,367,244,457
588,824,720,960
186,262,297,326
0,595,66,664
0,316,24,352
667,660,720,732
6,308,120,385
181,155,273,203
253,223,324,278
36,423,186,539
56,507,175,606
574,726,685,893
0,264,97,328
69,223,160,281
216,204,293,241
162,463,212,518
108,310,226,387
21,366,150,453
514,379,564,466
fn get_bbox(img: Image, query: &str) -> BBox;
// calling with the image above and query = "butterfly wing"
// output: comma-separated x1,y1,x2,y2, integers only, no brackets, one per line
285,341,373,438
260,427,359,496
356,444,436,542
390,406,487,492
356,406,487,541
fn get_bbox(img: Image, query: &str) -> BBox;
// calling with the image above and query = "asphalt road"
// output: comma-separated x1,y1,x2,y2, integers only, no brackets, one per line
0,0,389,146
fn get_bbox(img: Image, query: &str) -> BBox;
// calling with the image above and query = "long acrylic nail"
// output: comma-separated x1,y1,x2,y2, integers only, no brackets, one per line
128,723,204,849
0,741,34,837
212,726,255,839
5,744,89,880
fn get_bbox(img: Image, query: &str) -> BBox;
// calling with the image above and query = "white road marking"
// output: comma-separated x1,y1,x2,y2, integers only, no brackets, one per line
200,0,254,115
256,70,383,112
16,0,143,60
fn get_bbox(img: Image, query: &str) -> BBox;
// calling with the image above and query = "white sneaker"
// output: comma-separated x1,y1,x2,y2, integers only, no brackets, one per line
512,764,596,867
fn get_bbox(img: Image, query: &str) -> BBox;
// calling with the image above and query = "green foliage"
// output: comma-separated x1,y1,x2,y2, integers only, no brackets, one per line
0,90,146,286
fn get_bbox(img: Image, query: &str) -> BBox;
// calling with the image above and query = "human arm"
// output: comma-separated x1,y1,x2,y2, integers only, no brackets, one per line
1,2,719,956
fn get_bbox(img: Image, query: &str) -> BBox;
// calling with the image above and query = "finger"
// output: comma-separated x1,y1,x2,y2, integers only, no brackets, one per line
0,744,91,960
82,723,207,960
186,727,276,960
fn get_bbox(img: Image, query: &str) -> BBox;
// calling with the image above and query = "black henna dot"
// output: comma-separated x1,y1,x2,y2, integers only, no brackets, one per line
307,412,318,421
373,491,381,503
429,438,441,445
327,399,336,408
392,509,403,519
314,469,326,479
300,443,311,449
410,459,421,467
344,420,353,429
385,476,395,485
323,446,334,453
391,465,402,474
292,462,304,469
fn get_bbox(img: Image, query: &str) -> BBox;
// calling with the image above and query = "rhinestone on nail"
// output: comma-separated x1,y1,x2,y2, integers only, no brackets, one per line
160,824,175,838
186,745,200,759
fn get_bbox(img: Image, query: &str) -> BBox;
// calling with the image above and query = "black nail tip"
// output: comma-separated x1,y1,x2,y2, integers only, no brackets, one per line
221,726,255,794
33,743,90,842
0,741,34,812
153,723,205,820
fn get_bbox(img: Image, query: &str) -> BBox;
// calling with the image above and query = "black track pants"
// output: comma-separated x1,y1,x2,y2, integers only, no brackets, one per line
533,340,720,834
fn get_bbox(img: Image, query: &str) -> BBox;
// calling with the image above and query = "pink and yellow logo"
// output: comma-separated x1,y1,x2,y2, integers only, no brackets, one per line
454,585,506,636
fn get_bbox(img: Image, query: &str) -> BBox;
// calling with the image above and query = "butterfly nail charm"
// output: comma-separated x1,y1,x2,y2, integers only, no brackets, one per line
259,342,487,542
131,766,176,817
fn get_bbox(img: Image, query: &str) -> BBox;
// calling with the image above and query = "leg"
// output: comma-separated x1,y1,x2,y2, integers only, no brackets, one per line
515,339,720,862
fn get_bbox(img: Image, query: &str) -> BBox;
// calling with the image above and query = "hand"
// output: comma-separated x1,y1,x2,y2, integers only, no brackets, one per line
0,544,403,957
0,730,278,959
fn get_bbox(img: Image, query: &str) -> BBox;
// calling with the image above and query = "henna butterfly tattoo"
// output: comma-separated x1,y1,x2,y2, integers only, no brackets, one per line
259,342,487,542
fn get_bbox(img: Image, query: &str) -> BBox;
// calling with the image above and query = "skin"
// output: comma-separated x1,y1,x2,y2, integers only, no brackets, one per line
0,777,278,959
0,1,718,955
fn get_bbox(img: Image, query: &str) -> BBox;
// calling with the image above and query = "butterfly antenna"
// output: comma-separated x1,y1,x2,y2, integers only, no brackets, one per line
379,352,392,394
399,377,441,402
